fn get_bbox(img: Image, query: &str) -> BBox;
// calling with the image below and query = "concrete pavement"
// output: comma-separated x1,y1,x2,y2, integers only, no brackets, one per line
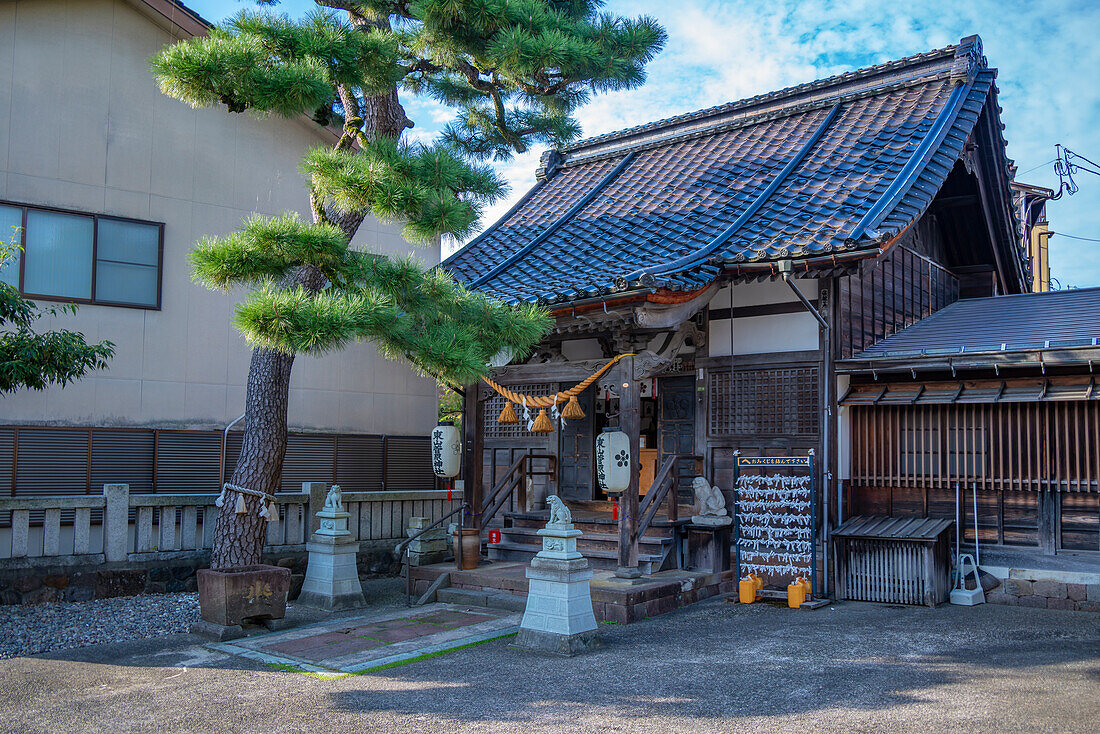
1,593,1097,733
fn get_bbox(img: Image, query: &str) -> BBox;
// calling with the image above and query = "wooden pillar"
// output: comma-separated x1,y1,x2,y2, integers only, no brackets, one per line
616,355,642,578
463,384,486,530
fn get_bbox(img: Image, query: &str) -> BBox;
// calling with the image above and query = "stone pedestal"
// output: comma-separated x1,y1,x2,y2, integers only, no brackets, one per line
297,487,366,611
687,523,731,574
405,516,448,566
192,564,290,640
514,521,602,656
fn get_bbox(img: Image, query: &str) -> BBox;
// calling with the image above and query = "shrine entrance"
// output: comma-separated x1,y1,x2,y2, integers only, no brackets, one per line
657,375,696,499
557,387,595,502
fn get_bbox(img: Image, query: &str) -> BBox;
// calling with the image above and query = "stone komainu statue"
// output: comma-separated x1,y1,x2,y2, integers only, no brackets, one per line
692,477,727,518
546,495,572,526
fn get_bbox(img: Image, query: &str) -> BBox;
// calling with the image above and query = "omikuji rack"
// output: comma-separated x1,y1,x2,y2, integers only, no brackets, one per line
732,451,818,598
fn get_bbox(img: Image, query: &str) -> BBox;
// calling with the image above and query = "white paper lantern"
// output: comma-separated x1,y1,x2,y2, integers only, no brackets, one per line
596,427,631,494
431,422,461,478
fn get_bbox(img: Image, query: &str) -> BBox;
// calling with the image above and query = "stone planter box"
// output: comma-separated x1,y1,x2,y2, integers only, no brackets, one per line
197,565,290,626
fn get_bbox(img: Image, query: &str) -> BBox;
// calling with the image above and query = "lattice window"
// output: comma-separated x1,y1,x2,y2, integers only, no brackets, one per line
483,382,557,438
708,367,819,437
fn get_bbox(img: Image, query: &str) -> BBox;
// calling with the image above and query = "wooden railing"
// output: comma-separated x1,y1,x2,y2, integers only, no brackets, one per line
636,455,704,538
479,453,556,531
629,454,703,570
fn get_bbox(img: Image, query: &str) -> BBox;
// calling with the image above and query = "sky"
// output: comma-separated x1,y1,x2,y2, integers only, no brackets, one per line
187,0,1100,288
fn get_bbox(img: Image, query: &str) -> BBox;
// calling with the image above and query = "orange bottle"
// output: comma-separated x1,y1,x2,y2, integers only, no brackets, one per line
787,580,806,608
798,576,812,598
739,576,757,604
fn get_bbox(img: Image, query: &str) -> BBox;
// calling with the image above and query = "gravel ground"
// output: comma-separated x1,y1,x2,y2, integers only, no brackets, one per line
0,577,403,660
0,593,199,659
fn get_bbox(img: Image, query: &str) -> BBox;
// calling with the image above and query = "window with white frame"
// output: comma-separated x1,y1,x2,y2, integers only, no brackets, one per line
0,202,162,308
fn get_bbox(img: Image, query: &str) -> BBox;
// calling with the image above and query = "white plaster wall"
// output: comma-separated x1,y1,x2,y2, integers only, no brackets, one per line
707,280,821,356
0,0,438,435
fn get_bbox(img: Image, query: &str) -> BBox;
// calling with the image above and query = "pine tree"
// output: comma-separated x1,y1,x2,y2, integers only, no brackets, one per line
151,1,665,568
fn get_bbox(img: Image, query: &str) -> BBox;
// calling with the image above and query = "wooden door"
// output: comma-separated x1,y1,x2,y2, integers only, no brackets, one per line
557,388,595,501
658,376,697,500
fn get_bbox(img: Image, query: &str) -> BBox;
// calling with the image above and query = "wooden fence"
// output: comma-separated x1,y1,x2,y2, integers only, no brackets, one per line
0,483,463,566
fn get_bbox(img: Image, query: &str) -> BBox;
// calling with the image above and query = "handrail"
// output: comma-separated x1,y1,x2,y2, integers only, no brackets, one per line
635,454,704,541
479,453,556,531
480,454,529,526
397,501,470,607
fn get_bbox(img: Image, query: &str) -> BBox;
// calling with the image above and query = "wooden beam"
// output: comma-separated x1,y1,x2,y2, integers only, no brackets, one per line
489,358,620,384
696,350,821,369
616,355,642,577
462,385,486,530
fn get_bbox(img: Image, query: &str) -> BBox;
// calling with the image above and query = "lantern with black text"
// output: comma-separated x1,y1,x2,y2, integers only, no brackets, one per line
596,427,631,494
430,421,461,478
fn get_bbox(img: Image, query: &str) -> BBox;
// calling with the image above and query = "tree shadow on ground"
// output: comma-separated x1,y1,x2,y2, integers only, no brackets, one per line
11,596,1100,729
321,600,1100,725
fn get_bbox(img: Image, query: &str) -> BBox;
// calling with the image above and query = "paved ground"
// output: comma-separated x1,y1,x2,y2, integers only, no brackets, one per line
1,592,1098,733
217,604,519,674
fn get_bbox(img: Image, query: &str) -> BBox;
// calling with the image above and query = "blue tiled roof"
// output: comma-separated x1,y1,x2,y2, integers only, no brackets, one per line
851,288,1100,359
444,36,1007,305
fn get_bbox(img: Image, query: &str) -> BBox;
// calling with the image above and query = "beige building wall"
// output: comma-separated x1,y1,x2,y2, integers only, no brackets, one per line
0,0,439,435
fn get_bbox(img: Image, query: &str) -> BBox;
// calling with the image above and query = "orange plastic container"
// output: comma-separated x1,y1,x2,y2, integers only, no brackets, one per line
751,573,764,591
798,576,812,597
738,577,758,604
787,580,806,608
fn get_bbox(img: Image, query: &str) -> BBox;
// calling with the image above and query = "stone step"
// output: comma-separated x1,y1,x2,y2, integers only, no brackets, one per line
503,511,679,538
499,525,673,553
435,586,527,612
487,540,665,574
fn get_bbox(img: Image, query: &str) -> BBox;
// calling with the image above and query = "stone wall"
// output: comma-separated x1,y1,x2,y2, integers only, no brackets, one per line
0,543,403,607
986,575,1100,613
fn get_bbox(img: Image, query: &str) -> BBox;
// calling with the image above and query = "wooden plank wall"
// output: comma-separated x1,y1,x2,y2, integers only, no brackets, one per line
849,401,1100,549
838,244,960,359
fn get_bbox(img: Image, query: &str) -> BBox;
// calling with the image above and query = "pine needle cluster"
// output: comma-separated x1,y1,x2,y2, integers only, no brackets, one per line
193,215,550,383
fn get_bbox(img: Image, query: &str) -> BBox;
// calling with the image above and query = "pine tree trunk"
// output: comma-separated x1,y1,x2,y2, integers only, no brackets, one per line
210,6,412,569
211,348,294,568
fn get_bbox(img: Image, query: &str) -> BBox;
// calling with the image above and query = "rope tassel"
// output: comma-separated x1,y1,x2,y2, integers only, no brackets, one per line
498,401,519,424
531,409,554,433
234,493,247,514
562,395,585,420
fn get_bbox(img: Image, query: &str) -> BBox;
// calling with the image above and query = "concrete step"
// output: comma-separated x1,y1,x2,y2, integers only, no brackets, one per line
435,586,527,612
